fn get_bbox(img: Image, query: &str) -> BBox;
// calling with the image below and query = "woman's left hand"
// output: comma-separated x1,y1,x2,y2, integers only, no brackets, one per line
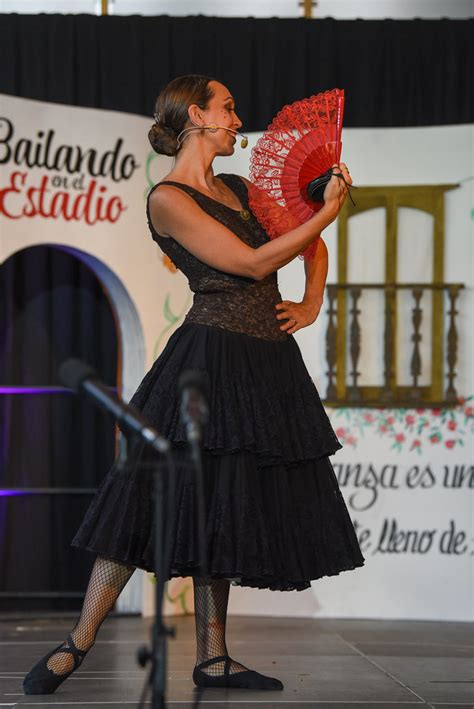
275,299,323,334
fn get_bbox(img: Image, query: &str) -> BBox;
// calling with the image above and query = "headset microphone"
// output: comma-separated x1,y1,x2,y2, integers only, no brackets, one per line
218,126,248,148
176,123,248,149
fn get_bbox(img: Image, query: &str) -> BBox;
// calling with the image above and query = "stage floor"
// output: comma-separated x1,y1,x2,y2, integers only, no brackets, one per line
0,614,472,708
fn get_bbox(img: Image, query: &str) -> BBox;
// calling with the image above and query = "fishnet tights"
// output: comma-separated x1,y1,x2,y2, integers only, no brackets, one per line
193,576,249,676
45,563,250,679
46,556,135,675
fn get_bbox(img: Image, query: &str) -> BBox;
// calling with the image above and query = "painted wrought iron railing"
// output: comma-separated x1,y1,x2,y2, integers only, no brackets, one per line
323,282,465,408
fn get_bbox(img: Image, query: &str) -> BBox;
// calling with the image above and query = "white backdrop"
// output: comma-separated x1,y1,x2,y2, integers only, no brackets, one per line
1,94,472,620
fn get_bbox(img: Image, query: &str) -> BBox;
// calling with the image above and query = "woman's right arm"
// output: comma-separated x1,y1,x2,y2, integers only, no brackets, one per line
148,165,350,281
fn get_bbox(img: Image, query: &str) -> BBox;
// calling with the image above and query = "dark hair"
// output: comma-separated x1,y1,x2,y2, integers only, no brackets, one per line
148,74,216,157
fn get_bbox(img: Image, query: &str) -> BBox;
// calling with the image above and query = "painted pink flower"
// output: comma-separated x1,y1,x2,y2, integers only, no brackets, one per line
464,407,473,417
346,435,357,445
379,425,387,433
411,439,421,448
430,434,440,443
431,408,441,416
363,413,374,422
447,420,457,431
416,408,425,414
335,427,345,437
386,416,395,425
445,439,455,449
457,396,465,406
405,415,415,425
395,433,405,442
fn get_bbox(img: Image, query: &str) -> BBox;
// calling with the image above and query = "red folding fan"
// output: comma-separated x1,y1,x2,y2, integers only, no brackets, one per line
248,88,346,260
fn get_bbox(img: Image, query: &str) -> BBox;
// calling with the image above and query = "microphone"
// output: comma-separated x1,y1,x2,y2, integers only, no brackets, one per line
59,358,169,454
214,126,249,148
178,369,209,444
176,124,248,149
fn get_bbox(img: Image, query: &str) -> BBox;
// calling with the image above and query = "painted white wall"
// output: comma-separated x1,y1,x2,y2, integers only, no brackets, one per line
1,94,472,620
219,124,474,621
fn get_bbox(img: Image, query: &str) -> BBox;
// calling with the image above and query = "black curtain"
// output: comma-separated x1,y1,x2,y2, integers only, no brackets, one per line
0,246,118,611
0,14,472,128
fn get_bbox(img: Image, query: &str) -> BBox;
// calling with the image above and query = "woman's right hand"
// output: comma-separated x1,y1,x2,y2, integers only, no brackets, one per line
320,163,353,222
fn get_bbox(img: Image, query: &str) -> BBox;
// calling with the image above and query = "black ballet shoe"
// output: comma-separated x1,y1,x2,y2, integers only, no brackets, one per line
192,654,284,690
23,633,89,695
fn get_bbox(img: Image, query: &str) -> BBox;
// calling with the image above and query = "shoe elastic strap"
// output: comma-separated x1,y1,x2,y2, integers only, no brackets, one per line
59,634,87,668
196,654,231,674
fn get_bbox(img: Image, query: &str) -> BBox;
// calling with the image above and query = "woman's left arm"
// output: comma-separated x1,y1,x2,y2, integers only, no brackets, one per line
275,237,328,334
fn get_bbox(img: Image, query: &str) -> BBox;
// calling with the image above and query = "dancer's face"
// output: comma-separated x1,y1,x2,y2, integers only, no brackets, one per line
188,80,243,156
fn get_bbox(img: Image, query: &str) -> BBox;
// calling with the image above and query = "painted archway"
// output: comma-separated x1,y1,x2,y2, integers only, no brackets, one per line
0,243,144,608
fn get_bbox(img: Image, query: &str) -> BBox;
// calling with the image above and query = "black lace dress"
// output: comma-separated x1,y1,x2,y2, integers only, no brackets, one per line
71,173,365,592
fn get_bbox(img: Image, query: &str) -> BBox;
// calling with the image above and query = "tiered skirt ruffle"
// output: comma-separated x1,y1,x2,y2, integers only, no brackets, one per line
71,322,365,591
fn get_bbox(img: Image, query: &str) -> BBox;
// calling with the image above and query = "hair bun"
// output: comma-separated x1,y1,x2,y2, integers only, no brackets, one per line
148,122,178,157
150,75,215,157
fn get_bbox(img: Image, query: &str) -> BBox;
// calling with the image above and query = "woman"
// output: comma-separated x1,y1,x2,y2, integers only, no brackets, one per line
23,75,364,695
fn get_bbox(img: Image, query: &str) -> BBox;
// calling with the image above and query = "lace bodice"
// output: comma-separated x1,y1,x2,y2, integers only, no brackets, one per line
146,173,288,341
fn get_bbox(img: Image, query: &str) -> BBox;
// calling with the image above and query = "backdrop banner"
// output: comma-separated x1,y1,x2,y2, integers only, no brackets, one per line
1,95,472,621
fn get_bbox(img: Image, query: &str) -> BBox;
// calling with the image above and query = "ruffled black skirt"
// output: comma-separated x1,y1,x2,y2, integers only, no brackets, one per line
71,322,365,591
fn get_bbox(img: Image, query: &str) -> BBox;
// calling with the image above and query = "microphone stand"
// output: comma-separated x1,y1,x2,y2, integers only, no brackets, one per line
138,372,210,709
137,445,177,709
58,358,175,709
58,358,209,708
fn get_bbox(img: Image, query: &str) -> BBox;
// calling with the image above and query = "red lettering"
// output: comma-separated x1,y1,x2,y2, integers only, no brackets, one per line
25,175,49,217
0,171,27,219
0,171,127,225
106,197,126,223
84,180,99,226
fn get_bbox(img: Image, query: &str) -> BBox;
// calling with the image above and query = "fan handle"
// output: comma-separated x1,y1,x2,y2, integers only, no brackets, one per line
306,168,334,203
